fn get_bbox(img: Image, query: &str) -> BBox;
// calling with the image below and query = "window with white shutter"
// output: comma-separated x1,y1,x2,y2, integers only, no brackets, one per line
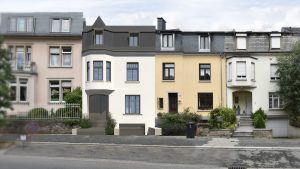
271,33,281,49
270,64,280,80
236,33,247,50
236,61,246,79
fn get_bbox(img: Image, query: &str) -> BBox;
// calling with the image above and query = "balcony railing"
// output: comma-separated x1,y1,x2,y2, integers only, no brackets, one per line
10,60,37,74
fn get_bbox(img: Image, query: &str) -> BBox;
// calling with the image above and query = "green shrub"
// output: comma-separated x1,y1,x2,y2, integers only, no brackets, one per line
105,112,116,135
252,108,266,120
63,119,81,127
289,115,300,128
158,111,201,136
253,114,266,128
54,107,81,118
79,119,92,128
28,108,49,118
209,107,236,129
64,87,82,107
157,112,163,117
0,119,6,127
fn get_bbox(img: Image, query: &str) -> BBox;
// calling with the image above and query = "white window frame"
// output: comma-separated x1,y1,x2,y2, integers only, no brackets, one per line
236,33,247,50
61,47,72,67
198,35,211,52
9,17,34,32
51,18,71,33
49,46,72,67
49,79,72,103
251,62,255,81
228,62,232,81
236,61,247,80
161,33,175,51
270,33,281,49
269,92,283,110
9,78,28,103
19,78,28,102
270,64,280,81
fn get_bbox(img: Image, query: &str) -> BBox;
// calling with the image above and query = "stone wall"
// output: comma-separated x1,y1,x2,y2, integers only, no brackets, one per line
208,129,232,137
0,120,74,134
253,129,272,138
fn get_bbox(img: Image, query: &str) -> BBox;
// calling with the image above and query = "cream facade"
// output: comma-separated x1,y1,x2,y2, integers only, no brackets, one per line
155,54,226,117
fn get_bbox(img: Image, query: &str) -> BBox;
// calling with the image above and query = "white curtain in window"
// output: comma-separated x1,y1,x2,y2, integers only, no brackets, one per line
237,62,246,76
9,18,17,32
51,19,60,32
61,19,70,32
27,17,33,32
270,64,278,77
17,17,26,32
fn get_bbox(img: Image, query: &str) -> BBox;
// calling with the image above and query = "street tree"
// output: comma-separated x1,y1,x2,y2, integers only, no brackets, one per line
277,41,300,127
0,37,14,110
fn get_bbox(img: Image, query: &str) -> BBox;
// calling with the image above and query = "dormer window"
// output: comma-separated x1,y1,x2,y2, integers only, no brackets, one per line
199,35,210,52
51,18,71,32
95,31,103,45
236,33,247,50
270,33,281,49
9,17,34,32
129,33,139,47
161,34,174,50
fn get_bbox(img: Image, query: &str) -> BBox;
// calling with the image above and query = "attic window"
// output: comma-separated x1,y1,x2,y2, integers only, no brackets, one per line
95,31,103,45
129,33,139,47
236,33,247,50
270,33,281,49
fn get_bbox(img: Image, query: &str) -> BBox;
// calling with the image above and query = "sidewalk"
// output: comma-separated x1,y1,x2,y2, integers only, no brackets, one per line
1,134,300,148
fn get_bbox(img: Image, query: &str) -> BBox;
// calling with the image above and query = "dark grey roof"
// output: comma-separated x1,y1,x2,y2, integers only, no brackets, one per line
281,27,300,34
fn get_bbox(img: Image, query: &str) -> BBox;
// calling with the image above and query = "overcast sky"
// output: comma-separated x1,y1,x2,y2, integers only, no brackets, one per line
0,0,299,31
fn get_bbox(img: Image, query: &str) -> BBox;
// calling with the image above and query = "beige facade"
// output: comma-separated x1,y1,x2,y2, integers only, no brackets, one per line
4,37,82,113
155,54,226,117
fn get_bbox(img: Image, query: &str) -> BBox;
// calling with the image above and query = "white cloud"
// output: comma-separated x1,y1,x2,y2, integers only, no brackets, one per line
0,0,299,31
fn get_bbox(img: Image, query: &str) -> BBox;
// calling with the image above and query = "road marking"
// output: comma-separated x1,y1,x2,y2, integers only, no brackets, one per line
27,141,300,150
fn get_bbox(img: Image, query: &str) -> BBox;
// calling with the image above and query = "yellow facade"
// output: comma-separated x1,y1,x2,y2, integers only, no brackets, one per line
155,54,226,117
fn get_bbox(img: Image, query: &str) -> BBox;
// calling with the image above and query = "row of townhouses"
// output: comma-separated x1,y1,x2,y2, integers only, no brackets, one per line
1,12,299,137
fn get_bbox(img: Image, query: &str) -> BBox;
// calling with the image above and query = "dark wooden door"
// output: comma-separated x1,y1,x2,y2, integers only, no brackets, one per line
168,93,178,113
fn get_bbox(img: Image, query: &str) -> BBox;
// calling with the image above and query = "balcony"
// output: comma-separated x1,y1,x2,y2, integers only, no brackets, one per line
227,77,256,88
10,60,37,74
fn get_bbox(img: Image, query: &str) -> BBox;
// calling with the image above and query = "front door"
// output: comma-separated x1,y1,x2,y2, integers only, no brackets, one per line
168,93,178,113
89,94,108,119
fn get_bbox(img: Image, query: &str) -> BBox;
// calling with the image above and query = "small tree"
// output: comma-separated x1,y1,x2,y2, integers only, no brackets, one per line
277,42,300,127
64,87,82,107
0,37,15,110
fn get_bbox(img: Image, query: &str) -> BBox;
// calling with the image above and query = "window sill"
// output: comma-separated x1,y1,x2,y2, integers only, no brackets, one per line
93,80,104,82
48,102,65,104
269,108,283,111
162,80,175,82
236,49,247,50
198,49,211,52
48,66,72,68
236,78,247,81
106,80,112,82
270,79,279,82
197,109,213,112
123,113,142,115
161,47,175,51
199,80,211,83
125,81,140,84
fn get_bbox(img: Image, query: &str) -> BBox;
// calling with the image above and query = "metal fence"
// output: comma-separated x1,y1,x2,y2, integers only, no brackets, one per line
6,103,82,120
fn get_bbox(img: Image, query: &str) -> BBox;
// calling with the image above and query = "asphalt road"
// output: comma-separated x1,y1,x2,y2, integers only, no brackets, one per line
1,142,300,168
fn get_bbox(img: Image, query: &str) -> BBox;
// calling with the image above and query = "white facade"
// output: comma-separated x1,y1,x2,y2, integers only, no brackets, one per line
82,54,155,134
226,55,287,136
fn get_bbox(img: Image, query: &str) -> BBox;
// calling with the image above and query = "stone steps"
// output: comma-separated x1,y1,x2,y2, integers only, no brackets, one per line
233,116,254,138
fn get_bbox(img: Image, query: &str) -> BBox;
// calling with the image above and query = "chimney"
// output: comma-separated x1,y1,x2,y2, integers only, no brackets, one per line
157,17,166,31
